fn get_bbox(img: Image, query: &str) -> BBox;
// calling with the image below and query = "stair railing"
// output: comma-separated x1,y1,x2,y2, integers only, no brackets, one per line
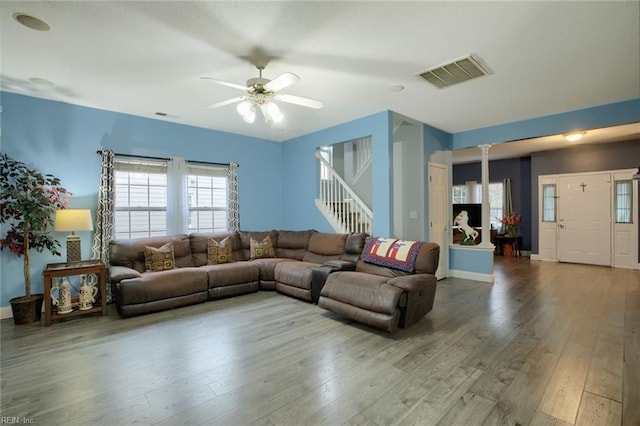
316,151,373,234
354,137,372,179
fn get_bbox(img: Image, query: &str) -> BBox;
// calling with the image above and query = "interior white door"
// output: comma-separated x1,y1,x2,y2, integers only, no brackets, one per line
538,176,558,261
557,173,611,266
429,162,448,279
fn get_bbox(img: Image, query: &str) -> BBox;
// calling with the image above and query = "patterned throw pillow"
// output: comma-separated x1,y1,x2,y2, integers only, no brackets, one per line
250,236,275,259
207,237,234,265
144,242,175,272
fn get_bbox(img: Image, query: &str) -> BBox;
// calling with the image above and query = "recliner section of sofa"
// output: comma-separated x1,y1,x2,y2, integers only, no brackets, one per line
317,241,440,333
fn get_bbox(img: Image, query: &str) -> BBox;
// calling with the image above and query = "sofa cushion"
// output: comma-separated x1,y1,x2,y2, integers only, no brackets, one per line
341,232,368,264
203,262,260,288
207,237,234,265
144,243,175,272
250,236,276,259
240,230,277,260
302,233,347,264
276,230,316,260
274,261,319,290
190,232,242,266
117,267,208,305
320,271,403,315
110,234,193,272
250,258,291,282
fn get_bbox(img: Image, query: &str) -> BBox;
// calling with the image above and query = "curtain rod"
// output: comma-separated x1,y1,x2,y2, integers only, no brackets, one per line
96,150,235,168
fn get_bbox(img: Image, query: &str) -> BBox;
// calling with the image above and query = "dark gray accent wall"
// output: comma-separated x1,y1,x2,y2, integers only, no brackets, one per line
453,157,532,250
530,138,640,254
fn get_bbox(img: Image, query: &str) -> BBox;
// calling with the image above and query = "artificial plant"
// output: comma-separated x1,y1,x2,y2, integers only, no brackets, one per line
0,153,71,300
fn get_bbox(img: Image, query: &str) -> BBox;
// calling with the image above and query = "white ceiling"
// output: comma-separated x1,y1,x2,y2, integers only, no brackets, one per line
1,1,639,143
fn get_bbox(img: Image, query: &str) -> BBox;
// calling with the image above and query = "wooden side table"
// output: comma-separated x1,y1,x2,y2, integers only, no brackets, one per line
43,260,108,326
494,236,522,257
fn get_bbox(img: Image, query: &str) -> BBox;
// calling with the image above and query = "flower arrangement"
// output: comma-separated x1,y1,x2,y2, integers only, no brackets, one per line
499,213,522,236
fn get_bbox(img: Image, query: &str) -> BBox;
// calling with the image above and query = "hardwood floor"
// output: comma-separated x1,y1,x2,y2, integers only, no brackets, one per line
1,257,638,425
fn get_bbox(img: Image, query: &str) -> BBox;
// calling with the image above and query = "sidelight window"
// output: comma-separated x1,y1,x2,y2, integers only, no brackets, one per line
615,180,633,223
542,184,556,222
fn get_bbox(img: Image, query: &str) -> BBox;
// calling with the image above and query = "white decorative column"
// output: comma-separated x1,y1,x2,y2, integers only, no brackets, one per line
478,144,494,248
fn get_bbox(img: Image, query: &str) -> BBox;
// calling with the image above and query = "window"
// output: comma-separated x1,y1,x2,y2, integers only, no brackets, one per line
615,180,632,223
188,165,228,233
488,182,503,229
542,184,556,222
452,185,467,204
452,181,503,228
114,157,231,239
114,159,168,239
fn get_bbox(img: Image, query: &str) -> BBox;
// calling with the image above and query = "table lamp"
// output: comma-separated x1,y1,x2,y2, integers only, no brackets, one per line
54,209,94,263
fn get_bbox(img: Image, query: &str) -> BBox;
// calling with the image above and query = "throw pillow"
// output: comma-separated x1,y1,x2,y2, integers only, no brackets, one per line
207,237,234,265
250,236,275,259
144,242,176,272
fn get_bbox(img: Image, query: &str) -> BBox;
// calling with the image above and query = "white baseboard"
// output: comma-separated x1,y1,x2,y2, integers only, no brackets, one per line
448,269,494,283
0,304,46,320
1,305,14,320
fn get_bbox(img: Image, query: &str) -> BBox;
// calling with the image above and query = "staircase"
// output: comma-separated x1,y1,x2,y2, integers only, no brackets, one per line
351,137,372,184
315,150,372,234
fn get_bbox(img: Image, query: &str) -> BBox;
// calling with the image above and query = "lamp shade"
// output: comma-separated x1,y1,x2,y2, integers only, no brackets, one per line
54,209,93,232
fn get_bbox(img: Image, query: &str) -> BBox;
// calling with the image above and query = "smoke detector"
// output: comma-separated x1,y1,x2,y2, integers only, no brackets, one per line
419,55,489,89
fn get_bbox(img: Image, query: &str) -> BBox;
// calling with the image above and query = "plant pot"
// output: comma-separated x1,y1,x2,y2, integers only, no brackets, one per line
9,294,44,325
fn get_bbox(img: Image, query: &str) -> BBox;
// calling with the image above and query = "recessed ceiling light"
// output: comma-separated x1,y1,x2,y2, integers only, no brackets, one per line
29,77,54,86
563,131,586,142
389,84,405,92
13,13,51,31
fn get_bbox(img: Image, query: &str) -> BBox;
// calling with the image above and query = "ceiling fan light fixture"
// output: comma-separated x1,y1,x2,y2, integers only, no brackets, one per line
563,131,586,142
266,102,283,123
237,100,256,123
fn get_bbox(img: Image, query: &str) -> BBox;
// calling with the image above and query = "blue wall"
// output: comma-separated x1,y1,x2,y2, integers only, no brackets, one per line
0,92,282,306
282,111,394,236
452,98,640,149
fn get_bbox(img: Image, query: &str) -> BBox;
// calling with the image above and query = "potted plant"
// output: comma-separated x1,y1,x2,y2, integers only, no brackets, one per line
0,153,71,324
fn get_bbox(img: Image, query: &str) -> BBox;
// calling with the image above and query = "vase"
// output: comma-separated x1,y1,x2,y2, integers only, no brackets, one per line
505,225,518,237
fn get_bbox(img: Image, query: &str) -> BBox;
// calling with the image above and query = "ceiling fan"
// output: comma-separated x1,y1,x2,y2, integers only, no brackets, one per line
201,65,324,124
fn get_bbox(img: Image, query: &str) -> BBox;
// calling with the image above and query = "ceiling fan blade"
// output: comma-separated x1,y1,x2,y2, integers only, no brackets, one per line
206,96,246,109
200,76,247,92
264,72,300,92
275,93,324,109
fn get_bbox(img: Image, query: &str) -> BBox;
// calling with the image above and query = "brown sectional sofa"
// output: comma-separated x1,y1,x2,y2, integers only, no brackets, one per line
108,230,440,332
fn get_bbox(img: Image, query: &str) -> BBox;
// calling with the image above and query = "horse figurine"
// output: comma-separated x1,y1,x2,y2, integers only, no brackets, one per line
454,210,479,243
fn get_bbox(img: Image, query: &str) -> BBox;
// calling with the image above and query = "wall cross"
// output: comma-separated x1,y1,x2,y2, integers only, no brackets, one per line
579,182,587,192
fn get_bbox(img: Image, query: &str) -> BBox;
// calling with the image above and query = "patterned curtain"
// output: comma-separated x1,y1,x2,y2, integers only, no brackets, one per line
227,162,240,231
90,150,116,301
502,178,513,234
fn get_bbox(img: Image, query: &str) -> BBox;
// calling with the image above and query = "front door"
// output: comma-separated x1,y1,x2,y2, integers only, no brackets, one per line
557,173,611,266
429,162,448,279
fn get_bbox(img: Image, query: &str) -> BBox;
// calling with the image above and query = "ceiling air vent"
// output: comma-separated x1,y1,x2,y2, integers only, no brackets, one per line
419,55,489,89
